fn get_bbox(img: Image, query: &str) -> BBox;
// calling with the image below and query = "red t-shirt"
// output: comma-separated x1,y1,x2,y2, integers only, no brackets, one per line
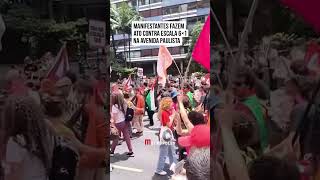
161,110,173,130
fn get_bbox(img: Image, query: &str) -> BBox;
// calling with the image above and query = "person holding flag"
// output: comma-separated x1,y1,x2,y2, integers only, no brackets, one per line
145,78,157,127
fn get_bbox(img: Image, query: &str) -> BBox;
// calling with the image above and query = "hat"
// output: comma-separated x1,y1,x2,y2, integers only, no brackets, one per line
171,90,179,98
178,125,210,148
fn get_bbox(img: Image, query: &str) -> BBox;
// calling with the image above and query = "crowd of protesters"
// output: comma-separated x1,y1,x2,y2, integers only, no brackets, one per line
0,64,108,180
208,44,320,180
110,73,211,179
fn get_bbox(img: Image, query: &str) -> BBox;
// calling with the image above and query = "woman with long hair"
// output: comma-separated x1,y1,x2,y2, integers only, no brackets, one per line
0,95,53,180
110,93,134,157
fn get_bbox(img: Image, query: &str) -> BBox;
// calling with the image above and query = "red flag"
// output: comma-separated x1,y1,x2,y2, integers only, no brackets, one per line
47,43,70,81
157,46,173,86
282,0,320,32
192,16,210,71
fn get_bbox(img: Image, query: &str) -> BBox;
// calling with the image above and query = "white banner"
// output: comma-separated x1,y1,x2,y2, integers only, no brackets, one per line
0,14,6,51
137,68,143,77
89,20,106,48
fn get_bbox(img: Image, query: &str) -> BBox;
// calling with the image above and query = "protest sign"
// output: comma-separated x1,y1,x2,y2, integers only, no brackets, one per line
137,68,143,77
89,20,106,48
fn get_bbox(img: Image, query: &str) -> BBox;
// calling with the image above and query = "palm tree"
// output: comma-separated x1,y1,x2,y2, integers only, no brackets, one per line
110,3,142,68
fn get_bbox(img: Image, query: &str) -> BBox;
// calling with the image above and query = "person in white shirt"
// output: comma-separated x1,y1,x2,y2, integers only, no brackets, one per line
1,96,54,180
110,93,134,157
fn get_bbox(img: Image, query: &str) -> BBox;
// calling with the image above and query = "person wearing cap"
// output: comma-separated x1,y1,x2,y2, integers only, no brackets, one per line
171,90,179,111
178,125,210,154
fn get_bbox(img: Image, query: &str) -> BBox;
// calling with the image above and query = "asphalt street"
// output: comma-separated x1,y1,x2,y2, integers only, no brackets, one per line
110,115,178,180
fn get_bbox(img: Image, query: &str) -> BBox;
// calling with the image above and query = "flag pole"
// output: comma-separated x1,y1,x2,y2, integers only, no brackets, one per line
211,8,236,63
46,42,67,78
172,58,183,79
182,56,192,88
236,0,259,63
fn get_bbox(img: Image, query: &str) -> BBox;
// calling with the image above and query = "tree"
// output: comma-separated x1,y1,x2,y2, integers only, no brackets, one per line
110,3,142,67
186,21,206,73
1,3,87,61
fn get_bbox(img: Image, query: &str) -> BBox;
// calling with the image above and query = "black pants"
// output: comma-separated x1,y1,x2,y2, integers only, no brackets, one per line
147,110,154,126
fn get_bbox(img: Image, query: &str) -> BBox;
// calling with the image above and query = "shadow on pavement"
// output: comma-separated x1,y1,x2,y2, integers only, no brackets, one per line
110,152,130,163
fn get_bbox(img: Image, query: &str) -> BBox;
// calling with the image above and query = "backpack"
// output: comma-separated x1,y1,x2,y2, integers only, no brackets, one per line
125,107,134,122
49,138,78,180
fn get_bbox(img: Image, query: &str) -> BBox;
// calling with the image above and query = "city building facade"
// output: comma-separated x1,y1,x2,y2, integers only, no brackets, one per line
111,0,209,75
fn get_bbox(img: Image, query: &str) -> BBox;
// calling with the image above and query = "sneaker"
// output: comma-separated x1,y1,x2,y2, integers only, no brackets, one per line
133,129,138,133
155,170,167,176
127,152,134,157
110,151,114,157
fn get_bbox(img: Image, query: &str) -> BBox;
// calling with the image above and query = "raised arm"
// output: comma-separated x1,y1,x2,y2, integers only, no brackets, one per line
177,95,194,133
215,108,250,180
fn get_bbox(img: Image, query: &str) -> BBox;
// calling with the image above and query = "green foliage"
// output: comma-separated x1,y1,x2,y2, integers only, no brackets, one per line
110,3,142,66
3,4,88,57
185,22,207,73
112,63,136,77
110,3,142,34
188,22,203,57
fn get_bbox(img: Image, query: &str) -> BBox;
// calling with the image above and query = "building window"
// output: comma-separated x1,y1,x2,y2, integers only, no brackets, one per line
141,8,162,17
164,5,179,15
187,2,197,11
140,10,151,18
131,0,137,7
168,47,180,55
116,40,130,47
139,0,161,6
180,4,188,12
197,1,210,9
164,2,199,15
150,8,162,16
150,0,161,3
187,16,206,30
141,49,152,56
126,51,141,58
151,49,159,56
181,47,187,54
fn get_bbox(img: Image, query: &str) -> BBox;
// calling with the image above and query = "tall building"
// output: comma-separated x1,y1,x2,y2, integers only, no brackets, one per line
111,0,209,75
